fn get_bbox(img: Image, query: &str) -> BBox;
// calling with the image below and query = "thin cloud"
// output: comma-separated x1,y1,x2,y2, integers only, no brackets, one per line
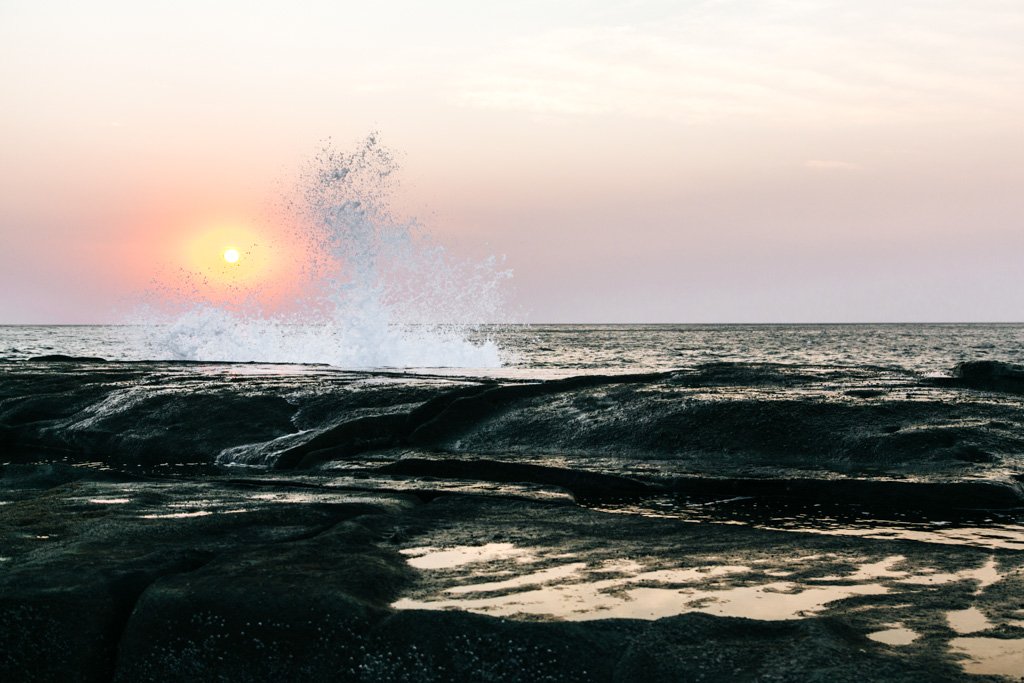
804,160,862,170
453,1,1024,126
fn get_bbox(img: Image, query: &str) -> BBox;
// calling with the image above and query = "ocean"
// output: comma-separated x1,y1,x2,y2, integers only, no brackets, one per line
3,322,1023,375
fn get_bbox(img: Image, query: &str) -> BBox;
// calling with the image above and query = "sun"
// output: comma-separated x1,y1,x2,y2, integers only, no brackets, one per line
223,248,240,264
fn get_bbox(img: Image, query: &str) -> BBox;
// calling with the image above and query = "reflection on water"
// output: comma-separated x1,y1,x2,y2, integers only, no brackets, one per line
400,543,536,570
396,577,889,622
395,543,1024,677
444,563,588,594
867,624,919,646
810,555,909,582
593,497,1024,552
139,510,214,519
394,545,1013,622
947,607,993,634
949,637,1024,677
899,558,1001,589
810,555,1003,591
396,546,1009,623
394,554,891,621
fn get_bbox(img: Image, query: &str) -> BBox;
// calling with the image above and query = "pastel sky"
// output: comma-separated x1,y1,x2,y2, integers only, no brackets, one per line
2,0,1022,323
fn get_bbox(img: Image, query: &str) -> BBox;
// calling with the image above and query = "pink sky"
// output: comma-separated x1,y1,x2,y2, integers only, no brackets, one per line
2,0,1022,323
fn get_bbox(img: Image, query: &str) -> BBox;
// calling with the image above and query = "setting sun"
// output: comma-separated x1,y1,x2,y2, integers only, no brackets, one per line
171,223,295,311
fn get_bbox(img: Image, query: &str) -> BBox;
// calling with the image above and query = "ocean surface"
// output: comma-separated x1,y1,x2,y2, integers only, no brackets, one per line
3,323,1023,376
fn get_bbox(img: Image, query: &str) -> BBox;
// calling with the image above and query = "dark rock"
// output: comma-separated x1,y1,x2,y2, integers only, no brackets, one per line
406,372,672,446
368,608,637,682
2,470,1019,682
666,476,1022,509
946,360,1024,394
274,412,409,469
671,362,805,387
845,389,887,399
0,548,212,682
4,391,298,468
5,360,1024,484
0,463,97,489
0,481,411,681
615,613,964,683
946,444,996,463
379,458,656,502
114,521,414,681
953,360,1024,382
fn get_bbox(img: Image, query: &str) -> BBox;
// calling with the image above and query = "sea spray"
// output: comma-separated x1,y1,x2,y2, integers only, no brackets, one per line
141,135,510,368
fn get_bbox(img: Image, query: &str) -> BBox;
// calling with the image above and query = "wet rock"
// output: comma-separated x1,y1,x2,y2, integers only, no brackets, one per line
378,458,655,502
3,471,1023,681
5,359,1024,681
51,393,299,467
368,609,636,682
671,362,810,387
0,545,212,682
0,463,102,489
615,613,964,683
5,360,1024,486
405,372,672,446
845,389,887,399
666,476,1022,510
114,522,413,682
274,413,410,469
948,361,1024,394
947,445,997,464
0,479,414,681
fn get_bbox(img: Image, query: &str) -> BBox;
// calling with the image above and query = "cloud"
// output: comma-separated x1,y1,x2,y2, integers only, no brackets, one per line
804,160,862,171
452,1,1024,126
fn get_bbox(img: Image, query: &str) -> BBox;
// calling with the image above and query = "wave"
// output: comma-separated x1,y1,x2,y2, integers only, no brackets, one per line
155,307,503,369
134,135,510,369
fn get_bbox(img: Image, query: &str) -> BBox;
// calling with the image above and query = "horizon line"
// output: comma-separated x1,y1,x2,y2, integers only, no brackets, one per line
1,321,1023,327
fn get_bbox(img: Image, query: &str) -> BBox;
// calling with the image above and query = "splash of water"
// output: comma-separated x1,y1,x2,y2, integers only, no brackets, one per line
143,135,510,368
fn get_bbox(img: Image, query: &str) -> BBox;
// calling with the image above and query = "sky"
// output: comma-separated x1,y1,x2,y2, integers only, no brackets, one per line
1,0,1022,323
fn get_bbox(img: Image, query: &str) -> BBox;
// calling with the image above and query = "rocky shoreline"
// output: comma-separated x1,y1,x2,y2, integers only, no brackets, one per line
2,358,1023,680
3,468,1023,681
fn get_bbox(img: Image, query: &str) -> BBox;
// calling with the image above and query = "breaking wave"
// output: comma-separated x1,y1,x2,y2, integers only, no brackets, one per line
158,307,502,369
139,135,509,368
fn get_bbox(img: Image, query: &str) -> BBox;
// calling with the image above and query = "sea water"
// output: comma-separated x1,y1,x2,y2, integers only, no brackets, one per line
2,323,1023,377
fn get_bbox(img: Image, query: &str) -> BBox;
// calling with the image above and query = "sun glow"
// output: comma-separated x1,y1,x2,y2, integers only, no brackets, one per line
179,224,272,285
160,218,306,314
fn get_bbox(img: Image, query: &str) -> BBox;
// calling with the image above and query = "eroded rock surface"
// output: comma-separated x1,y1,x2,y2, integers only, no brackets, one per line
2,359,1023,680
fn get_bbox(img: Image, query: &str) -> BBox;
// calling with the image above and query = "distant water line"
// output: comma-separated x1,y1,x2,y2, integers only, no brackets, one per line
2,323,1023,376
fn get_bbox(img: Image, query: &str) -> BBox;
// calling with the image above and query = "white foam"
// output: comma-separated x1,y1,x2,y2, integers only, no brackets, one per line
156,308,502,369
139,135,509,370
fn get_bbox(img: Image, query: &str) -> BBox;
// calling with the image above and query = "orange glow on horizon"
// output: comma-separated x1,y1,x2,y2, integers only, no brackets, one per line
150,218,306,312
183,224,266,280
